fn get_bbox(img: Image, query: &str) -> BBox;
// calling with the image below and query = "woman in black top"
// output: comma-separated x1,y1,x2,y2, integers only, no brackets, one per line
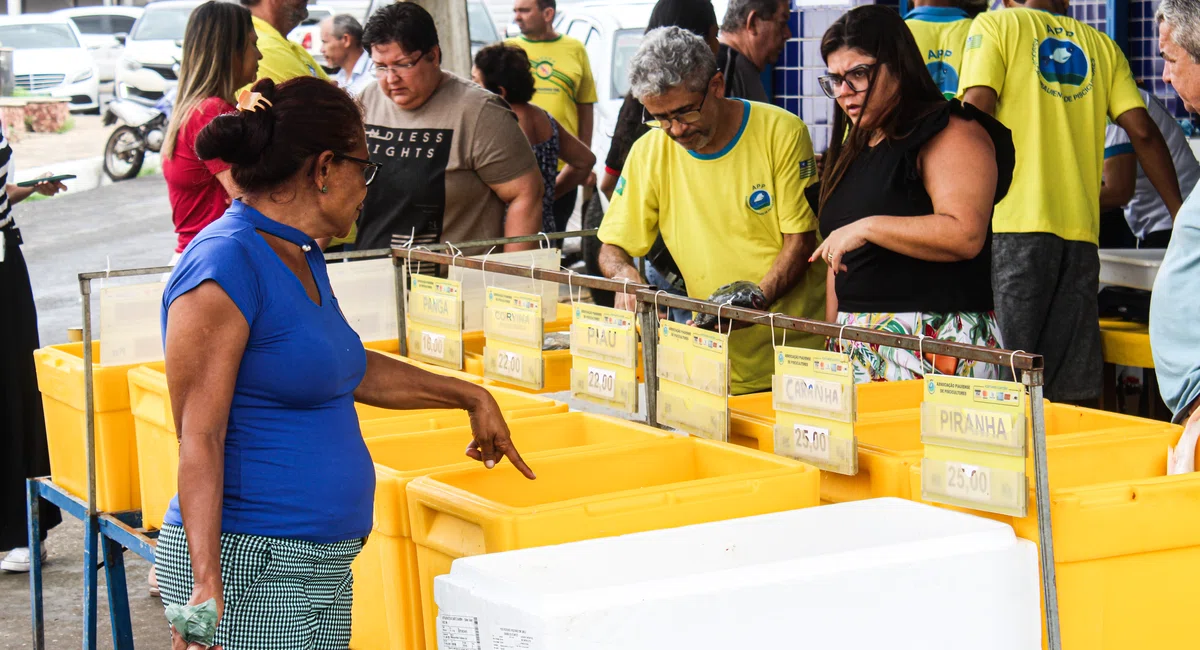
810,5,1015,382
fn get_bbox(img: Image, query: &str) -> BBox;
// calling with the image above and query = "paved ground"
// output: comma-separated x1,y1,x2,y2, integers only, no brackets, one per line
1,174,174,648
19,175,174,347
0,518,167,650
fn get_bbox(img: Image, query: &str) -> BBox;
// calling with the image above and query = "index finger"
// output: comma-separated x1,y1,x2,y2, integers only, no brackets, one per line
503,442,536,480
810,241,828,263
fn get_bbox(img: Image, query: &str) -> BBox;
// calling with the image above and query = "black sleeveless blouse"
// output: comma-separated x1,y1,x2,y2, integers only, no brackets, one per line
817,100,1014,314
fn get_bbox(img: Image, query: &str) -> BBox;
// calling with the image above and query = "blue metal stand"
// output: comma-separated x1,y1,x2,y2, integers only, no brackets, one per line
26,478,157,650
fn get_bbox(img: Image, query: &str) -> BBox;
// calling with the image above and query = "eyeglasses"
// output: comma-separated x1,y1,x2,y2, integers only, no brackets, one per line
817,63,877,99
373,51,430,78
642,86,711,129
335,153,382,186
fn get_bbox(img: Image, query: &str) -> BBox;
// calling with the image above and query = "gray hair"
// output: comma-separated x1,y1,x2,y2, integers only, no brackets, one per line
629,26,718,100
721,0,786,33
1158,0,1200,61
329,13,364,45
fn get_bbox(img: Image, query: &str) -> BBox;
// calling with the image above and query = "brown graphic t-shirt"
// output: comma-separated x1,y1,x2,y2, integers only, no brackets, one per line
357,72,538,251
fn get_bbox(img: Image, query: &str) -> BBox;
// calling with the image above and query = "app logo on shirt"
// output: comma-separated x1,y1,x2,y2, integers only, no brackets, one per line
746,187,772,214
1037,38,1088,86
926,62,960,99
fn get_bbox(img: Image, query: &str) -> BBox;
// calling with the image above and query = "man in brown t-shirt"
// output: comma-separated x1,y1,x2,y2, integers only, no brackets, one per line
358,2,543,252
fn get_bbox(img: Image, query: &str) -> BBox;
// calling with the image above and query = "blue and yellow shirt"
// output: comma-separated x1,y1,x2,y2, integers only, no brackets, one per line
600,100,826,394
905,6,974,99
959,8,1144,243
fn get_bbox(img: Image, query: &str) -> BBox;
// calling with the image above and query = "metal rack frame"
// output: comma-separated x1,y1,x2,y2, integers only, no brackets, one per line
28,230,1060,650
393,243,1061,650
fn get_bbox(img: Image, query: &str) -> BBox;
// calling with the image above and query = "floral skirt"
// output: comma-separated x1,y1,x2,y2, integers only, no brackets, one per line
828,311,1004,383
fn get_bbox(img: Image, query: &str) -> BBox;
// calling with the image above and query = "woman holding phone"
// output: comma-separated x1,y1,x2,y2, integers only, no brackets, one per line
0,127,68,574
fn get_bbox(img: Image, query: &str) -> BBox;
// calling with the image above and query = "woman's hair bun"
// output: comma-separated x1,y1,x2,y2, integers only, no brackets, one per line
195,78,277,166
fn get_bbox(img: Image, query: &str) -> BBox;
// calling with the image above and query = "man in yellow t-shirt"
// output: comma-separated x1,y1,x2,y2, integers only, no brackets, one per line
238,0,339,242
904,1,976,98
598,27,825,395
240,0,329,89
509,0,597,231
959,0,1181,403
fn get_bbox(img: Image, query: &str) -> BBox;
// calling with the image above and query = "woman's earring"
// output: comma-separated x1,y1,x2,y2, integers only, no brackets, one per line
320,186,329,193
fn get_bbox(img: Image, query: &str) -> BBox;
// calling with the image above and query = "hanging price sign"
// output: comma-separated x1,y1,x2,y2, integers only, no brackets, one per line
655,321,729,441
407,274,464,370
771,347,857,475
483,287,544,390
920,375,1029,517
569,304,639,413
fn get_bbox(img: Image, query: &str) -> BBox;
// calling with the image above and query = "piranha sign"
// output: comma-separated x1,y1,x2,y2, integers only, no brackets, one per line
920,376,1026,456
920,375,1028,517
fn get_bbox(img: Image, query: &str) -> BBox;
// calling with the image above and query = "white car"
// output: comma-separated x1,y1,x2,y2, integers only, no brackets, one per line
0,15,100,113
54,7,143,83
115,0,199,106
553,0,730,175
364,0,500,58
288,5,334,69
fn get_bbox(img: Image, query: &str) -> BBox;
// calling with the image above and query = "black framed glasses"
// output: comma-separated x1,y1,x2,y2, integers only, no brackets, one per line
642,85,712,129
817,63,877,99
335,153,382,186
373,51,430,78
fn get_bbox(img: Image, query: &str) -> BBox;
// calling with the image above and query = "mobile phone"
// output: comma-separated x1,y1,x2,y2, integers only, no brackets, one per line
17,174,76,187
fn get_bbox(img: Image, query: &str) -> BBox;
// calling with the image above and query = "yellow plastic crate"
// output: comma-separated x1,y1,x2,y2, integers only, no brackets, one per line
739,402,1178,504
127,362,174,530
34,342,142,512
907,424,1186,650
355,412,672,650
729,379,925,451
407,436,820,650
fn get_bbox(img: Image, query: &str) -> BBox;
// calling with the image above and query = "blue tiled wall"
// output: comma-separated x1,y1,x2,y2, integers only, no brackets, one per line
775,0,1195,146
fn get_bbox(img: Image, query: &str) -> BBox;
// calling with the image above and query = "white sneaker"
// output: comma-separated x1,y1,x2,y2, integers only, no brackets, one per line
1,546,48,573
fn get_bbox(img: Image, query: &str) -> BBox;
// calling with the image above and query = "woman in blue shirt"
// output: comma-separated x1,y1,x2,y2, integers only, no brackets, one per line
155,76,535,650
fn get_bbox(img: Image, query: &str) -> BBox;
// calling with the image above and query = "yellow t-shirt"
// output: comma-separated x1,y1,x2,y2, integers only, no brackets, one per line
599,100,827,395
905,6,973,99
243,16,329,95
506,34,597,138
958,8,1144,243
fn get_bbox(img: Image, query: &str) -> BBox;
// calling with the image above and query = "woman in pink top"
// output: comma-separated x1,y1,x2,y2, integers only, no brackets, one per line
163,1,261,259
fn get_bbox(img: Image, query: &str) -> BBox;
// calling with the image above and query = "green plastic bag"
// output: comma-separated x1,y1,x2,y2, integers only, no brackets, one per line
165,598,218,647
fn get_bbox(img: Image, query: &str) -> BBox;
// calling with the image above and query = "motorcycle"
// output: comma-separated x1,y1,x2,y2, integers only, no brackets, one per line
102,86,175,181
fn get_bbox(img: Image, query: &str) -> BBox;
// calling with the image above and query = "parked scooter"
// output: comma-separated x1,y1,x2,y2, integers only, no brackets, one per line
102,86,175,181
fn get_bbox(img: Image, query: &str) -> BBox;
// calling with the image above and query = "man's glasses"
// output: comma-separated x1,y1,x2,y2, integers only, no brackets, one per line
373,51,430,78
817,63,877,99
643,87,711,129
335,153,382,186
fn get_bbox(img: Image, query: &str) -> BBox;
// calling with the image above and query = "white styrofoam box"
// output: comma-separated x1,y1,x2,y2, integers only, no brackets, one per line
434,498,1040,650
1099,249,1166,291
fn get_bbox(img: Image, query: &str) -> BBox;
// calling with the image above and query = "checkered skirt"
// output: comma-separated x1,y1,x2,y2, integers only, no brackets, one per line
155,524,363,649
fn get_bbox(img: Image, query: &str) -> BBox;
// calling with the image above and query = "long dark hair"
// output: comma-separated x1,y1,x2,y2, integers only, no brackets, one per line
818,5,944,211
